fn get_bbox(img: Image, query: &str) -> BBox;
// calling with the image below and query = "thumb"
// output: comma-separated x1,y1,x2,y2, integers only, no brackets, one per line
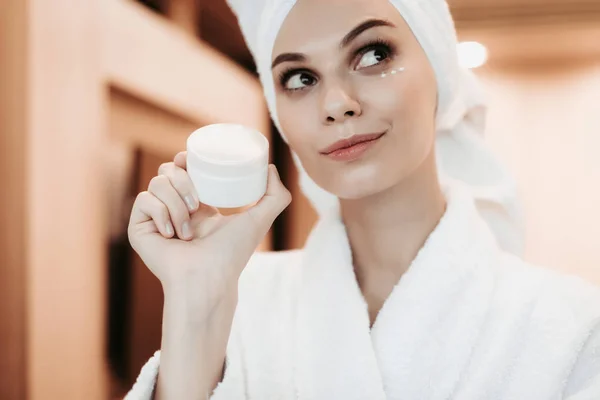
246,164,291,227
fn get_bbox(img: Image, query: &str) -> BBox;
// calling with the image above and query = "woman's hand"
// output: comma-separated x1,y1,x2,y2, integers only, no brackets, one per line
128,150,290,306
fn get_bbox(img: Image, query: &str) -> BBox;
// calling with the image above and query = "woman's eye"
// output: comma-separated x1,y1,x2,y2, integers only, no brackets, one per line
285,73,315,90
356,48,389,69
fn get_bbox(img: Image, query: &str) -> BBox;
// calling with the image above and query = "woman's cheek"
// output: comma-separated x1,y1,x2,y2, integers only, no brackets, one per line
354,73,406,119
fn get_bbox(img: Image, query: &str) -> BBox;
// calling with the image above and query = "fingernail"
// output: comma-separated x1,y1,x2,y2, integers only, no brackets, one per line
166,221,174,236
184,195,197,211
182,221,192,239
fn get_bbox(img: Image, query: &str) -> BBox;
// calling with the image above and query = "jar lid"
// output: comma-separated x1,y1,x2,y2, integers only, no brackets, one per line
187,123,269,178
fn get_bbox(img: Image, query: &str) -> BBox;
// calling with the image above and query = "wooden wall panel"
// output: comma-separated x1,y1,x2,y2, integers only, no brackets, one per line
166,0,200,35
104,0,269,133
26,0,108,398
0,0,28,398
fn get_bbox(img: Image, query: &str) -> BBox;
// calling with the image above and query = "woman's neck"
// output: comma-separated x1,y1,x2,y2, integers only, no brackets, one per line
339,151,446,325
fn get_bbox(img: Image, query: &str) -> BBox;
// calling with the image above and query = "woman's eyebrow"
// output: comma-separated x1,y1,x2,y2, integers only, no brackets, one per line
339,18,396,49
271,53,307,70
271,18,396,70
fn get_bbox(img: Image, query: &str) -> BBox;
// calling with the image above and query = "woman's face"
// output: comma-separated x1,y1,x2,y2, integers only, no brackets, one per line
271,0,438,200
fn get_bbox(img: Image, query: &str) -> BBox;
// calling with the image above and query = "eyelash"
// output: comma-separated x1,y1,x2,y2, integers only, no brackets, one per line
277,38,396,92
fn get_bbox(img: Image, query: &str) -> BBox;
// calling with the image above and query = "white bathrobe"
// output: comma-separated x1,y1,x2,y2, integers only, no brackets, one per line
126,183,600,400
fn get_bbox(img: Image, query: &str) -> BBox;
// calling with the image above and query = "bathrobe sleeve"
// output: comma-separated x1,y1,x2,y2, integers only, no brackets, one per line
123,350,160,400
123,324,247,400
564,321,600,399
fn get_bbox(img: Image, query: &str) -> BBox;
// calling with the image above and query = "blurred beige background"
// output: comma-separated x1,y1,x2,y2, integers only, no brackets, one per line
1,0,599,399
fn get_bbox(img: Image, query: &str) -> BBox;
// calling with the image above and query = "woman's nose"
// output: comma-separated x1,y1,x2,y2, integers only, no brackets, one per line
321,85,362,124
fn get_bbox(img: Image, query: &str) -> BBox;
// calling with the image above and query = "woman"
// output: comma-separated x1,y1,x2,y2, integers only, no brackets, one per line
126,0,600,399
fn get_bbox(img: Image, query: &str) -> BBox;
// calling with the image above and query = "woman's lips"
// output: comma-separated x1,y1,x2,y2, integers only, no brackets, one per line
320,132,386,162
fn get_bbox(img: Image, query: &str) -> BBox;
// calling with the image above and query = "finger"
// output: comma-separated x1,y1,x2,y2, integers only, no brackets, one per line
174,151,187,170
246,164,291,227
129,191,175,240
158,162,199,213
148,175,194,241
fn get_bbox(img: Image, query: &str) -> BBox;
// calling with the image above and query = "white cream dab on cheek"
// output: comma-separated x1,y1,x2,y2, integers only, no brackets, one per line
380,66,406,78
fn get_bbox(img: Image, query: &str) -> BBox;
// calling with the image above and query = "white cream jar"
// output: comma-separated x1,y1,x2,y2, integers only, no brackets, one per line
186,123,269,208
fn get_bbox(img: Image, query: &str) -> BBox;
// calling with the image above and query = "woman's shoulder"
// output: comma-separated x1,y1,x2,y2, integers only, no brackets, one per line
492,251,600,333
498,251,600,302
492,254,600,394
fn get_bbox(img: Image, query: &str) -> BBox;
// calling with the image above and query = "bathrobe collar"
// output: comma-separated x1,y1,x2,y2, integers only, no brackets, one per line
295,183,499,399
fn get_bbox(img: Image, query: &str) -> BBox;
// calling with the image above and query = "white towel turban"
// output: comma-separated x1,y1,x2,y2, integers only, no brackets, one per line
226,0,524,256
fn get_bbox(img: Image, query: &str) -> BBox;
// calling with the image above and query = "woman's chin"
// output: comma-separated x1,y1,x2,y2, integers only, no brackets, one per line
326,175,388,201
307,158,397,200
